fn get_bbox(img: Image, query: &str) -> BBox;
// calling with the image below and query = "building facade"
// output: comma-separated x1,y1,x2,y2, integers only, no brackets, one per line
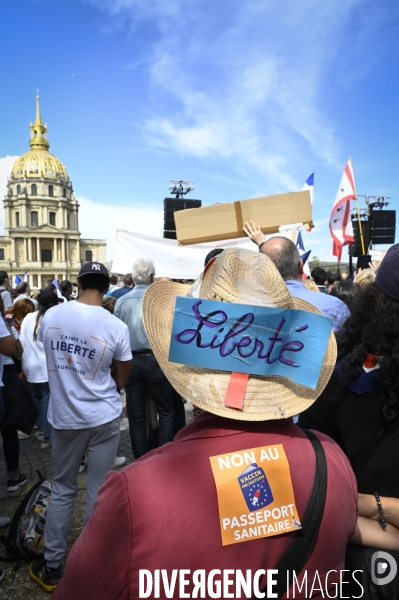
1,96,106,288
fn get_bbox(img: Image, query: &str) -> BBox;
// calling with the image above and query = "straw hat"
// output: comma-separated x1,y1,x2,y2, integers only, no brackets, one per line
143,247,336,421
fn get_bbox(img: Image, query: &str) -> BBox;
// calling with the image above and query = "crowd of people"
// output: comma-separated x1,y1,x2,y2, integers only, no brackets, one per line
0,229,396,598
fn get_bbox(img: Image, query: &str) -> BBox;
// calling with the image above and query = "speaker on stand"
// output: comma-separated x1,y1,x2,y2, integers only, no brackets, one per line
163,198,202,240
370,210,396,245
351,217,371,257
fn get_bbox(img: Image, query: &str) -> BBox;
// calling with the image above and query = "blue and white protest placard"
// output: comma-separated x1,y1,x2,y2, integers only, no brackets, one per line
168,297,333,389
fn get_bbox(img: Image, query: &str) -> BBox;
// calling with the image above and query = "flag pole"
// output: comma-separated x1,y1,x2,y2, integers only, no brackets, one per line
351,158,366,256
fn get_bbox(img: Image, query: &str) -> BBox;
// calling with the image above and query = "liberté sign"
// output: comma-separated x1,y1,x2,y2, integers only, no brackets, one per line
168,297,332,389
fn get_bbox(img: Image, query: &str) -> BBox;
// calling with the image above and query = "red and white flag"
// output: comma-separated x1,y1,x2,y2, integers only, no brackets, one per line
329,159,356,260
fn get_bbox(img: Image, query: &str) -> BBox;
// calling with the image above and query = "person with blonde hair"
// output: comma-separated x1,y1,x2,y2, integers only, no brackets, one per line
101,296,116,314
354,268,376,290
303,279,320,293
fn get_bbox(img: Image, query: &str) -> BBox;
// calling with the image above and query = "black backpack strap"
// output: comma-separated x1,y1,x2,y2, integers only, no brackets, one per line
0,470,45,567
271,428,328,599
351,416,399,474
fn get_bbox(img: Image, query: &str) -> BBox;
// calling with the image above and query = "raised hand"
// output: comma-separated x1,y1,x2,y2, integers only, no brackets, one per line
243,220,265,246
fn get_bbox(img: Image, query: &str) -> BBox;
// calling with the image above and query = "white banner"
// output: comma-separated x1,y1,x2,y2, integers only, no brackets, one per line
112,230,255,279
112,229,298,279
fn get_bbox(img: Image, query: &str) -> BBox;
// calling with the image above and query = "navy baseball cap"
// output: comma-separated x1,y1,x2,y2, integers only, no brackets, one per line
77,261,110,280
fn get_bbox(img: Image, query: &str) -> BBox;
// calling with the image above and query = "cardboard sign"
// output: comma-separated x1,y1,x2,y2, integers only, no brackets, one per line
174,190,313,245
209,444,301,545
169,297,332,389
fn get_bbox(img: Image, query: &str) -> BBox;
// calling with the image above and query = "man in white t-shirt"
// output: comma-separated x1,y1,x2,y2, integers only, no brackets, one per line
30,261,131,593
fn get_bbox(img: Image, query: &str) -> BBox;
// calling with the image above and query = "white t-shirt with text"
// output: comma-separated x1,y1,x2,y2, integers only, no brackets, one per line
38,300,131,429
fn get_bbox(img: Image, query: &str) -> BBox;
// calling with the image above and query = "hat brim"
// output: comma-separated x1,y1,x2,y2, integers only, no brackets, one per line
143,281,336,421
77,272,110,280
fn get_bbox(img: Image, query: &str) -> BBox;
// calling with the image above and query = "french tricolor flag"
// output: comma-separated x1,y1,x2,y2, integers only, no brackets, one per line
296,231,311,279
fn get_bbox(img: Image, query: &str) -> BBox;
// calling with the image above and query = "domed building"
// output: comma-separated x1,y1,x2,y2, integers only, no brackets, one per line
1,95,106,287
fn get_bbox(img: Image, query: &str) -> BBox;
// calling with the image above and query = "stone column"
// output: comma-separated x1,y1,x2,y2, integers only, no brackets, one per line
37,274,42,288
62,239,66,262
36,238,41,264
6,206,12,229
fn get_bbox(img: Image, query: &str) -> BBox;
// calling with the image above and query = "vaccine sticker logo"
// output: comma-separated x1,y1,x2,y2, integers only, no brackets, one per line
238,463,273,511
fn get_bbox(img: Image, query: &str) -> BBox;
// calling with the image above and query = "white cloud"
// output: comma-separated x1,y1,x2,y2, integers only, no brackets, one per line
84,0,380,192
77,196,164,260
0,156,19,199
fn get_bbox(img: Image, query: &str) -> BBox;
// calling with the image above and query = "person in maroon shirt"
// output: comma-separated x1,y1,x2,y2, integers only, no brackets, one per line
53,248,357,600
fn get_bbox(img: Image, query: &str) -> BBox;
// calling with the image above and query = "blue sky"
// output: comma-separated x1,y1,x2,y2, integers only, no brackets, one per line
1,0,398,262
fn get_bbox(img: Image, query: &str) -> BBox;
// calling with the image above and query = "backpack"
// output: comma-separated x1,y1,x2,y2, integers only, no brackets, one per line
0,471,52,570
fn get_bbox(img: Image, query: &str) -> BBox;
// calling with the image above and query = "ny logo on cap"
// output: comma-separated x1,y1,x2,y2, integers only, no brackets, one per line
92,263,101,271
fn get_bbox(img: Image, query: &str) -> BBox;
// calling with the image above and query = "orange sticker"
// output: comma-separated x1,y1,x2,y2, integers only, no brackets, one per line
209,444,301,546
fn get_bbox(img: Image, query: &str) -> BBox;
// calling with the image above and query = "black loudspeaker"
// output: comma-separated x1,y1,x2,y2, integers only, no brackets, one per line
351,218,371,257
163,198,202,239
163,231,178,240
370,210,396,244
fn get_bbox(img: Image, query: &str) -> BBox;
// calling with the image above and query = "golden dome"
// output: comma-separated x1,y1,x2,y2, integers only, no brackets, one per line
11,150,69,181
10,95,69,182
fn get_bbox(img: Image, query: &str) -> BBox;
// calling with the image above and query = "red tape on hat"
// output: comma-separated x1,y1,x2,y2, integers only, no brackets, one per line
223,372,249,410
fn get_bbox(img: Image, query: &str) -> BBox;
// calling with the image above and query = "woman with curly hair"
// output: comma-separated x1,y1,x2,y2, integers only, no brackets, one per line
299,244,399,597
329,279,360,311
